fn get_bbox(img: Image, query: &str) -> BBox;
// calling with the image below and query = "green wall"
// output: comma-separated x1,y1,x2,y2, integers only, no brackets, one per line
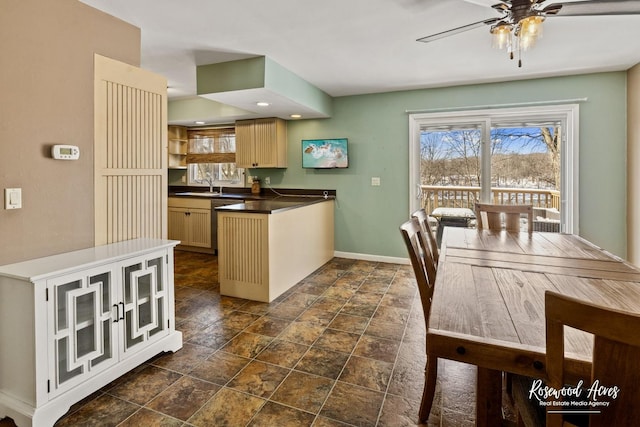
173,72,629,259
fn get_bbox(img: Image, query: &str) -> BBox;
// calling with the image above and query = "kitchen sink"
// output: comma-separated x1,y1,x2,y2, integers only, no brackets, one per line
174,191,221,197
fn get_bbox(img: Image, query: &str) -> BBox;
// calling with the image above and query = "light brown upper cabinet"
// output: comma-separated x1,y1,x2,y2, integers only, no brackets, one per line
235,118,287,168
168,125,188,169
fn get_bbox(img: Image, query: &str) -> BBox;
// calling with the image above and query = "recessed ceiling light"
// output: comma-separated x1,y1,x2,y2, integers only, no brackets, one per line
194,121,205,125
290,114,302,119
256,102,270,107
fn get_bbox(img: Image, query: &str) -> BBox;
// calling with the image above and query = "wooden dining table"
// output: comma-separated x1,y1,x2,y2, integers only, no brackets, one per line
428,227,640,426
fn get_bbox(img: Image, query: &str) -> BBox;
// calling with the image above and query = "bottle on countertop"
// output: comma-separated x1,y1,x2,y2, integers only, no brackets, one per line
251,177,261,195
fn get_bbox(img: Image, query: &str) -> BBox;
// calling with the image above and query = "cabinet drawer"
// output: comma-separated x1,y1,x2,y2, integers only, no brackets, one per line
168,197,211,210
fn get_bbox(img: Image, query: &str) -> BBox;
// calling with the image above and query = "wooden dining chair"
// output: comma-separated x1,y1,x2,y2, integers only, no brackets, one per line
411,208,439,266
544,291,640,427
399,217,437,317
399,218,438,422
475,203,533,233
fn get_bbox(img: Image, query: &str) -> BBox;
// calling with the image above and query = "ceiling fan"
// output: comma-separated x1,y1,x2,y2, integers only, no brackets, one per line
417,0,640,67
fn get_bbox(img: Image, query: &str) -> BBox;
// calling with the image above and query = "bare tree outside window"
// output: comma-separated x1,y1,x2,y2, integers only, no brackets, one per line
421,127,558,189
419,124,560,213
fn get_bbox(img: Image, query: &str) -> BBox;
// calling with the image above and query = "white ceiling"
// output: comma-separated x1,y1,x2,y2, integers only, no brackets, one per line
81,0,640,118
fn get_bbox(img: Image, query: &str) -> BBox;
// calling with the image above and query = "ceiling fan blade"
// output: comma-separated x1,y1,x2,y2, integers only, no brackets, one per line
543,0,640,17
459,0,499,7
416,17,500,43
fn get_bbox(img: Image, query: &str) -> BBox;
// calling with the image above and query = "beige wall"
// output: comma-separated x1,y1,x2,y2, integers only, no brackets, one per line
628,64,640,264
0,0,140,264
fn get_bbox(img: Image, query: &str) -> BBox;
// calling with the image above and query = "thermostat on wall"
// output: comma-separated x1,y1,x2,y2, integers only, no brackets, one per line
52,144,80,160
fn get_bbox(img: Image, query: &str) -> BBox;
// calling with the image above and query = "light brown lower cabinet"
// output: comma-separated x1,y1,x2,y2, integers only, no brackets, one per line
168,197,212,253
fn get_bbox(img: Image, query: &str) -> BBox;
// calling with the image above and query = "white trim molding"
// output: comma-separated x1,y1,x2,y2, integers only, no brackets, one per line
333,251,409,265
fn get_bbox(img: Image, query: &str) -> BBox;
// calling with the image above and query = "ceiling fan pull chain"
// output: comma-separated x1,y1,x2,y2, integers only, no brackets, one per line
508,31,514,60
518,42,523,68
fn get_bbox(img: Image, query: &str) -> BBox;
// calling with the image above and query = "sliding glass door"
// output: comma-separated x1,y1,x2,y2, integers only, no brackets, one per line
409,105,578,233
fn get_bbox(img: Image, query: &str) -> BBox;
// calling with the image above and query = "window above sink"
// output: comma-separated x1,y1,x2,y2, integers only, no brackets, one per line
188,163,245,189
185,126,245,189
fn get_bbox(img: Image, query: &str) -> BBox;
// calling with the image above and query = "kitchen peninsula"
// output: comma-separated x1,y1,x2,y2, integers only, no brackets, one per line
215,196,335,302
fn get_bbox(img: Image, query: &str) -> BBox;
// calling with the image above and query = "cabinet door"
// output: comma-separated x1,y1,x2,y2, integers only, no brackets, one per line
120,251,170,357
235,119,255,168
47,267,118,397
168,207,211,248
253,118,278,167
235,118,287,168
186,208,211,248
168,207,189,243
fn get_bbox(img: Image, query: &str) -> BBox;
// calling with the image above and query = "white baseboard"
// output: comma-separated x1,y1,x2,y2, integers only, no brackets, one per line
333,251,409,265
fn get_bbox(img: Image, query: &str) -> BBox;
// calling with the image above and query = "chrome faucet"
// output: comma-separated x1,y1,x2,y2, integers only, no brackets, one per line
219,185,223,195
202,174,214,193
201,177,214,193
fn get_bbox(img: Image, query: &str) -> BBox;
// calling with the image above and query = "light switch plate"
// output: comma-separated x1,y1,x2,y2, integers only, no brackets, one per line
5,188,22,209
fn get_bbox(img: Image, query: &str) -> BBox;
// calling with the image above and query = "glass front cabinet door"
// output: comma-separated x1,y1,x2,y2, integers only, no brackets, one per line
47,266,118,397
120,252,170,356
47,250,169,397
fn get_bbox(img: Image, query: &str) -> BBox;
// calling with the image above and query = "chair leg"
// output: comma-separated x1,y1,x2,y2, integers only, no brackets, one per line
419,354,438,422
476,367,503,427
505,372,513,397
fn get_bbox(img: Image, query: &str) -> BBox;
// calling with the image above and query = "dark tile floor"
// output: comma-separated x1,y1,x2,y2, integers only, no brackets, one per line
1,251,509,427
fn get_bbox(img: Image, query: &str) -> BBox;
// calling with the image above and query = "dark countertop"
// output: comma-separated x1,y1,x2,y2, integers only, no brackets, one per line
214,197,332,214
169,191,263,200
168,187,336,214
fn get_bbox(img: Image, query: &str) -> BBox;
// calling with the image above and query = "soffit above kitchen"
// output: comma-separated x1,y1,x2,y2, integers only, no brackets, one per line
196,57,332,122
80,0,640,112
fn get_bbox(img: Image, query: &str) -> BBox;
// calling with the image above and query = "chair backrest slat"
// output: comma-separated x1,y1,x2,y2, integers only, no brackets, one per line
474,203,533,233
411,208,439,266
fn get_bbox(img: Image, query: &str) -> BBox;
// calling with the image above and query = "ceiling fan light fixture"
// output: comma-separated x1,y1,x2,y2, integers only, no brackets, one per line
490,23,513,50
517,15,544,50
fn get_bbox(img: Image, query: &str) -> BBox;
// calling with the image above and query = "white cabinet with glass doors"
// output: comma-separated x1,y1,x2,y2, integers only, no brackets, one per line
0,239,182,427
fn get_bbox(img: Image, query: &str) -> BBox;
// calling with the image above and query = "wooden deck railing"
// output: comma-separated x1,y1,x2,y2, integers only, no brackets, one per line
420,185,560,214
